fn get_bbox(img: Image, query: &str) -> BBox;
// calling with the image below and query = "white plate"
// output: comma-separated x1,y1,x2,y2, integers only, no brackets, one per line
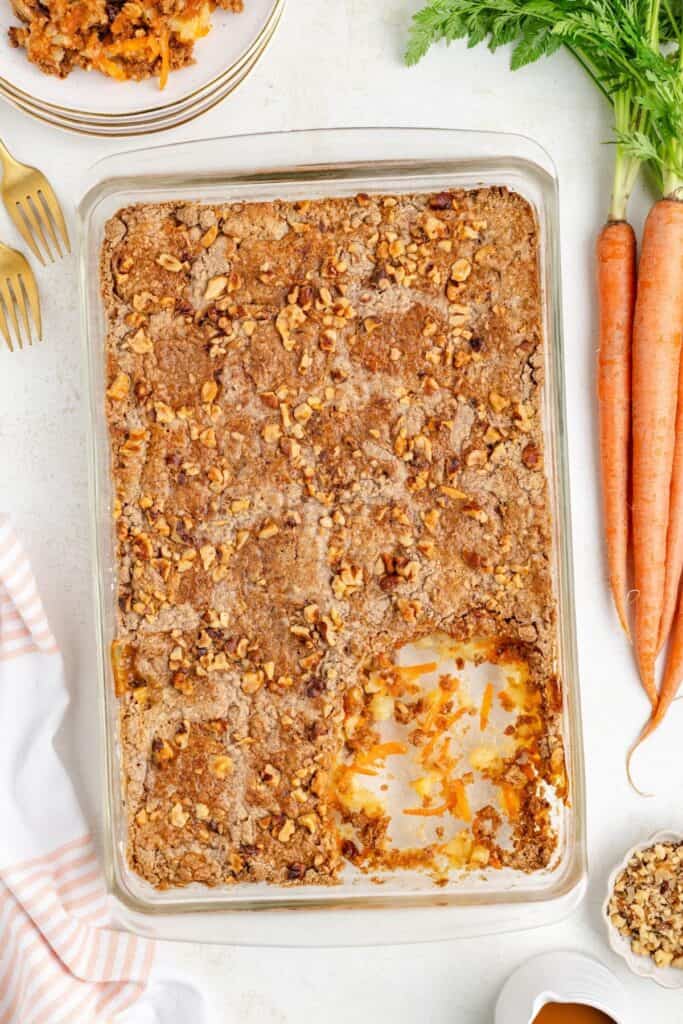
0,8,279,127
603,829,683,989
0,2,280,136
0,57,253,136
0,0,279,118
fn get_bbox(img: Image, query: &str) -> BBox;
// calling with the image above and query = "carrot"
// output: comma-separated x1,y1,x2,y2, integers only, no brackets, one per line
479,682,494,732
403,804,448,817
597,220,636,638
630,581,683,770
631,198,683,707
158,28,170,91
659,358,683,651
396,662,437,680
448,778,472,822
500,785,520,820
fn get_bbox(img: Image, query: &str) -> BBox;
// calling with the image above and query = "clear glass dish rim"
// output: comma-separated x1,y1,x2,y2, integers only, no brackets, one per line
78,126,587,922
0,0,284,122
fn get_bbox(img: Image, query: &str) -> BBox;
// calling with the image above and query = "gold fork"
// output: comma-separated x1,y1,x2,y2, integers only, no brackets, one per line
0,138,70,266
0,242,41,351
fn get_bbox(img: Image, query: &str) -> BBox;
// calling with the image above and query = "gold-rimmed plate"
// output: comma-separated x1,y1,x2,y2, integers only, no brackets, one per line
0,0,283,122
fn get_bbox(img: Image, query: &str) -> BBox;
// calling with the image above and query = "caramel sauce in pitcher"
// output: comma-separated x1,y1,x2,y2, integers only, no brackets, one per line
533,1005,614,1024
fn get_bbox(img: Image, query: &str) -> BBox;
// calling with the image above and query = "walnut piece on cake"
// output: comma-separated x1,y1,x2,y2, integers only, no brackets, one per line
101,189,563,889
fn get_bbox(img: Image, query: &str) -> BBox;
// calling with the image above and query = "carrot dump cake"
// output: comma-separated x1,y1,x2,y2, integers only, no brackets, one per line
8,0,243,87
101,188,567,890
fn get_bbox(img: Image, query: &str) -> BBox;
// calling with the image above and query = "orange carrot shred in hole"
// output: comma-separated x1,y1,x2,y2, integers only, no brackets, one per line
396,662,438,680
448,778,472,822
403,803,449,817
501,785,520,819
364,741,407,760
480,682,494,731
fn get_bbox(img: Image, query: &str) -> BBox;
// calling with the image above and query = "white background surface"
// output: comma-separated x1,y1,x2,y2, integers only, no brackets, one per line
2,1,683,1020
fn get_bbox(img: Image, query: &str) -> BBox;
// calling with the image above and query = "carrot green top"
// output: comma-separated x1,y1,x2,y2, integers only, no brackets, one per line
406,0,683,218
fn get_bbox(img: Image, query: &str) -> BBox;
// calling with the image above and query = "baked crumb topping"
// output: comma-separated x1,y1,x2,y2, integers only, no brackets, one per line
101,188,565,889
8,0,243,87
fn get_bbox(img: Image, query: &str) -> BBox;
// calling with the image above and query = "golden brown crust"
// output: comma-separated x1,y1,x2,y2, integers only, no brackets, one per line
101,189,563,889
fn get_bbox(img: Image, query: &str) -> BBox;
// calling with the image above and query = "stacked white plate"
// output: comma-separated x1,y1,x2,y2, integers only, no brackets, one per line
0,0,284,135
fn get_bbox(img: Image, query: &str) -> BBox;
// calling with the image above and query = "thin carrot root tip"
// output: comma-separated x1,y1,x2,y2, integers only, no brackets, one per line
626,721,657,798
615,603,632,642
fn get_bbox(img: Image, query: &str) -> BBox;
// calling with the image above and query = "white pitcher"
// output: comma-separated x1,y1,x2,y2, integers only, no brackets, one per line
495,952,631,1024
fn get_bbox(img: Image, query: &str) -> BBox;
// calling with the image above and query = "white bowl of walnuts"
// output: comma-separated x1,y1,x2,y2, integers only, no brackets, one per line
604,830,683,988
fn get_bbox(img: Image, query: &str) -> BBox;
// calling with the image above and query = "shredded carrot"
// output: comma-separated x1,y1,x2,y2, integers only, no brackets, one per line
423,688,449,731
501,785,520,819
419,707,467,766
363,741,407,761
403,803,449,817
479,682,494,731
448,778,472,822
94,56,128,80
344,741,407,779
397,662,438,680
107,37,161,57
418,733,440,766
158,28,170,90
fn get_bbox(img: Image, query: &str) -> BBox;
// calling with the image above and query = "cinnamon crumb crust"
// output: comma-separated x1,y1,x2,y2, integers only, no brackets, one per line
101,188,565,890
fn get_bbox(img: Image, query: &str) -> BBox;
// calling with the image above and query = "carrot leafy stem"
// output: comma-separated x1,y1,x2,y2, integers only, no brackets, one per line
406,0,683,205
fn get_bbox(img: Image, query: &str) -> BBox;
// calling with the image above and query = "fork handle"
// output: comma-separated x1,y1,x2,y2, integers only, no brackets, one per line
0,138,13,176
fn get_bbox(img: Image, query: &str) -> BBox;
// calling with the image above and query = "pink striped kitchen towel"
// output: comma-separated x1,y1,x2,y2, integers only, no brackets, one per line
0,519,207,1024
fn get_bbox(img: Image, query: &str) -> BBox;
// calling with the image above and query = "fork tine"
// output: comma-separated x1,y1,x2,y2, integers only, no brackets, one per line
6,199,44,266
18,196,53,264
20,265,41,342
38,183,70,256
35,192,62,259
12,276,32,345
0,292,13,352
0,278,22,350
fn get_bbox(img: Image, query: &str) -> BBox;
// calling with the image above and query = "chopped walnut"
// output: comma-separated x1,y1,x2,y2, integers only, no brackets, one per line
156,254,184,272
107,372,130,400
609,842,683,970
204,276,228,301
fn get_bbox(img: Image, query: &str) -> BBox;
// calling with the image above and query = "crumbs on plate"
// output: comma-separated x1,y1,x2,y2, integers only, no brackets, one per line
8,0,243,88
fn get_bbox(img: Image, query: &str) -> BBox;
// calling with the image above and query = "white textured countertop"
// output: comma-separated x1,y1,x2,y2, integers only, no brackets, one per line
2,2,683,1020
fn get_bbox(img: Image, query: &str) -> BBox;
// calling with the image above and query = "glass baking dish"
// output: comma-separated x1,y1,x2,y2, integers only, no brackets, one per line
78,127,586,944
